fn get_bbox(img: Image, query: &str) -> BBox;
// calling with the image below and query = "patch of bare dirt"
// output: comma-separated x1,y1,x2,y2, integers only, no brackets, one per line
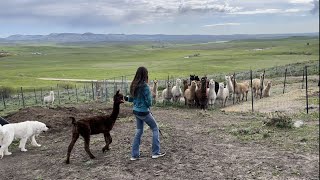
0,76,318,179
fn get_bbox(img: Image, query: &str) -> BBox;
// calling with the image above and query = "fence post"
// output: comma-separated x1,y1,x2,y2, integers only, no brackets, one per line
233,72,235,105
305,66,308,114
124,76,128,95
91,81,95,100
250,69,253,112
21,87,25,108
260,70,265,99
34,88,37,104
121,76,124,93
283,68,287,94
57,84,61,105
18,90,21,106
67,85,71,101
113,77,116,95
2,91,6,109
40,88,43,105
75,85,79,103
302,68,305,89
105,80,108,102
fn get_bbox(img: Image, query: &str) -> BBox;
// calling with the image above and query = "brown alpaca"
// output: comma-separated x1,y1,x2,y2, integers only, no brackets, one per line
183,79,188,105
65,90,124,164
150,80,158,102
195,77,208,110
184,80,196,107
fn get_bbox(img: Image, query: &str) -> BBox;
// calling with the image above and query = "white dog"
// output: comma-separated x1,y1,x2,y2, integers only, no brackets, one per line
0,121,49,158
44,91,54,105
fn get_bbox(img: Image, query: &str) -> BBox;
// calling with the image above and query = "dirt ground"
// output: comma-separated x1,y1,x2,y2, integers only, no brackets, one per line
0,76,319,180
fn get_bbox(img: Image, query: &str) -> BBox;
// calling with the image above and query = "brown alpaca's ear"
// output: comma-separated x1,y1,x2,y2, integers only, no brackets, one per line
116,90,120,95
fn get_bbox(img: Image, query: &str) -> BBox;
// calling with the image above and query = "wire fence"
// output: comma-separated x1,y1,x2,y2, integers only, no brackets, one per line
0,62,319,114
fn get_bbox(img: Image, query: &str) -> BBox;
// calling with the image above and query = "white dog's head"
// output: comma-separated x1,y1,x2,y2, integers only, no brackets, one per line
34,121,49,134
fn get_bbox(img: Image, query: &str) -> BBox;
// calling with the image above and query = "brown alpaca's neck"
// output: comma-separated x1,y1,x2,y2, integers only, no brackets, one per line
110,102,120,122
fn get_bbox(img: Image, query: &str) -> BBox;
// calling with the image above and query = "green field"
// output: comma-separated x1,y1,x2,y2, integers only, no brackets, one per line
0,36,319,89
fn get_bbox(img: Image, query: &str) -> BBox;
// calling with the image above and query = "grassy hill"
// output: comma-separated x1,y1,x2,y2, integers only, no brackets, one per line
0,36,318,89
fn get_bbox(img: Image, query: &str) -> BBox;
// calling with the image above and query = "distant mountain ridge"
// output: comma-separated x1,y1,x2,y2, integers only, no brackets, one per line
2,32,319,43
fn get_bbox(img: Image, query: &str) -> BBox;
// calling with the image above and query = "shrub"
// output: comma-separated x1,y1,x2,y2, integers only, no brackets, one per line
0,86,15,98
264,111,293,128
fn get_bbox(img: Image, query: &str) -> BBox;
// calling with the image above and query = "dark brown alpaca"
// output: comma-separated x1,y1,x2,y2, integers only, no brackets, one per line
195,77,208,110
65,90,124,164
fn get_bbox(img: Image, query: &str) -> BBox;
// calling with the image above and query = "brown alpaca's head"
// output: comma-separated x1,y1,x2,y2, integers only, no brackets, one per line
113,90,124,104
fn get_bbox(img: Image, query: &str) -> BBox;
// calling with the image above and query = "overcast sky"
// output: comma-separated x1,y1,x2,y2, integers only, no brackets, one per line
0,0,319,37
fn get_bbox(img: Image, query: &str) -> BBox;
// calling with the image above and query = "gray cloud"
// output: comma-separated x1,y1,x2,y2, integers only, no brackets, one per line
310,0,319,14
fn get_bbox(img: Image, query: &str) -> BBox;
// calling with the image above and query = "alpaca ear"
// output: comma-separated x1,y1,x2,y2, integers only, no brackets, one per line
116,90,120,94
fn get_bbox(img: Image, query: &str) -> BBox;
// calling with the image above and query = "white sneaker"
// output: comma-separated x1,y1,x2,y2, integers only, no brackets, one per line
152,152,166,159
130,156,139,161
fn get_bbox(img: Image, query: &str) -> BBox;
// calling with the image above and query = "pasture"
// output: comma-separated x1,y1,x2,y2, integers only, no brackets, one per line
0,36,319,89
0,36,319,179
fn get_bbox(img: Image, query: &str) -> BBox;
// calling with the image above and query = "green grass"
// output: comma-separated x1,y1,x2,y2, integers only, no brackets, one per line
0,36,318,89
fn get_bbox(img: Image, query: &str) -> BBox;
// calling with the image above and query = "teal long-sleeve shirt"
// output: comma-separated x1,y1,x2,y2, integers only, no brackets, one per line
127,83,152,113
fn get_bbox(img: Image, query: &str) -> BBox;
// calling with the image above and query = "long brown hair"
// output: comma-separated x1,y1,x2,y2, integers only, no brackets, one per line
130,67,148,97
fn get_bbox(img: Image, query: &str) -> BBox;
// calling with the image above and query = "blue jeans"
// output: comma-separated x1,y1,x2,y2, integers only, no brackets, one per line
131,113,160,158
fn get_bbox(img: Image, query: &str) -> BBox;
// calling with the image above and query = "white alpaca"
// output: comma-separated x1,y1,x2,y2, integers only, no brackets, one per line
44,91,54,105
162,81,173,102
0,121,49,158
216,82,229,107
171,79,182,102
208,79,217,107
225,75,234,99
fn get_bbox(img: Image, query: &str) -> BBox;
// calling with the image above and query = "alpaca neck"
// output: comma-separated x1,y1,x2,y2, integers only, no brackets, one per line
110,102,120,122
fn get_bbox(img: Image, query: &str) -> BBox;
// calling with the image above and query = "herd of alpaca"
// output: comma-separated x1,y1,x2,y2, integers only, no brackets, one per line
153,73,272,110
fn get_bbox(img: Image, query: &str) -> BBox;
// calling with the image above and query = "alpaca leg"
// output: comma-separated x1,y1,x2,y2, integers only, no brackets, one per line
66,132,79,164
102,132,112,153
83,135,95,159
19,138,28,152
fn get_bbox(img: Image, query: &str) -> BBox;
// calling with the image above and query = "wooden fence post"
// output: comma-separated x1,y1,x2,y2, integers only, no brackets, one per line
67,85,71,101
283,68,287,94
301,68,305,89
34,88,37,104
91,81,95,100
260,70,265,99
57,84,61,105
75,85,79,103
40,88,43,105
250,69,253,112
2,91,6,109
233,72,235,105
305,66,308,114
21,87,25,108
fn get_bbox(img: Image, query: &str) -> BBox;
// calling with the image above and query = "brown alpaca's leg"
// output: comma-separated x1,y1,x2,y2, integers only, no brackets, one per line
102,132,112,153
83,134,95,159
66,132,80,164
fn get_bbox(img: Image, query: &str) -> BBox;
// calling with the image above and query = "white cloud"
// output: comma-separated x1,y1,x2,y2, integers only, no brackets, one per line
203,23,241,27
289,0,313,3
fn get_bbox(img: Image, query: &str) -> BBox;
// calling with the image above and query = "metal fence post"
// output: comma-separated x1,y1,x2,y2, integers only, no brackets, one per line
283,68,287,94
